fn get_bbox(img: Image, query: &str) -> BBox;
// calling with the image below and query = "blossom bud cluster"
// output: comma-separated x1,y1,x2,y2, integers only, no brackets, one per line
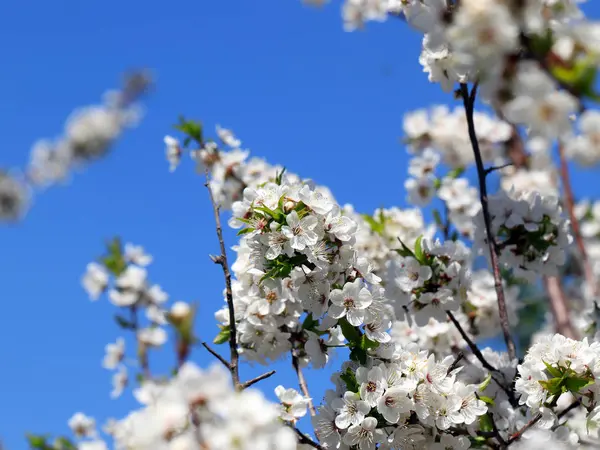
474,190,572,281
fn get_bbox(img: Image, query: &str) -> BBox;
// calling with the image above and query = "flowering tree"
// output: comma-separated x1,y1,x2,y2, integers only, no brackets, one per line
6,1,600,449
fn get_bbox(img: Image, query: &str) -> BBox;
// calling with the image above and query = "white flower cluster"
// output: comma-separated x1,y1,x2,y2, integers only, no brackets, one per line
0,171,30,221
340,0,588,142
474,190,572,281
515,333,600,438
386,237,471,327
0,73,150,224
313,344,488,449
28,73,151,187
69,363,298,450
165,125,306,209
216,175,391,366
567,110,600,167
81,242,175,397
403,106,512,169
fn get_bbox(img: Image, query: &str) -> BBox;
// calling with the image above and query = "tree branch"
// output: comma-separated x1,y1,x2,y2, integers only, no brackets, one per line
558,141,598,305
201,341,231,369
205,168,240,389
544,276,578,339
447,311,496,372
241,370,277,389
292,427,324,450
460,83,517,360
292,351,317,417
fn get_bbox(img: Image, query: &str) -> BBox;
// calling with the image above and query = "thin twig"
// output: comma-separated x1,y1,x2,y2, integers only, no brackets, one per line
489,413,508,448
508,413,542,444
460,83,517,360
201,341,231,369
241,370,277,389
484,162,514,176
556,399,581,421
205,168,240,389
447,311,497,373
544,276,578,339
558,142,598,303
292,427,325,450
292,351,317,416
447,352,464,375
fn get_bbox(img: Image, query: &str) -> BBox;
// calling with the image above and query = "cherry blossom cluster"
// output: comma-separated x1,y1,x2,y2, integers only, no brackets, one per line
474,190,572,282
0,72,151,223
515,334,600,433
165,124,308,209
385,237,471,326
403,106,512,169
215,174,390,366
339,0,588,139
312,343,489,449
65,363,298,450
81,241,179,397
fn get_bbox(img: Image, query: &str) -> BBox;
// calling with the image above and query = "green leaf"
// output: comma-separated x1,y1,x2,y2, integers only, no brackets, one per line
237,227,255,236
26,434,51,450
54,437,76,450
213,326,231,345
340,367,359,392
448,167,465,179
395,237,416,259
302,313,319,332
478,395,495,406
565,376,594,393
361,214,385,235
478,373,492,392
479,414,494,433
432,209,444,229
539,377,563,395
174,116,203,146
275,167,286,185
360,334,379,352
414,235,424,263
338,317,362,345
349,347,368,365
542,360,563,378
114,314,135,330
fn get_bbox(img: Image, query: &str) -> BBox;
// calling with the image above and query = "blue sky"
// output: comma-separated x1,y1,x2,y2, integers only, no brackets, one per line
1,1,600,449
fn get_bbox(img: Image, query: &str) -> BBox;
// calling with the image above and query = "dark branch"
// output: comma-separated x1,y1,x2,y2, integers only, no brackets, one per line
241,370,277,389
201,341,231,369
459,83,517,360
205,168,240,388
292,427,325,450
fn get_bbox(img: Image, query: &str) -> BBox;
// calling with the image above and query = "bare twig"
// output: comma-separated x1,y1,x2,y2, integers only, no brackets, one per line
558,142,598,302
544,276,578,339
507,413,542,444
205,168,240,389
201,341,231,369
460,83,517,360
484,162,514,176
447,311,497,373
447,351,464,375
241,370,277,389
292,427,325,450
556,398,581,421
292,351,317,416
